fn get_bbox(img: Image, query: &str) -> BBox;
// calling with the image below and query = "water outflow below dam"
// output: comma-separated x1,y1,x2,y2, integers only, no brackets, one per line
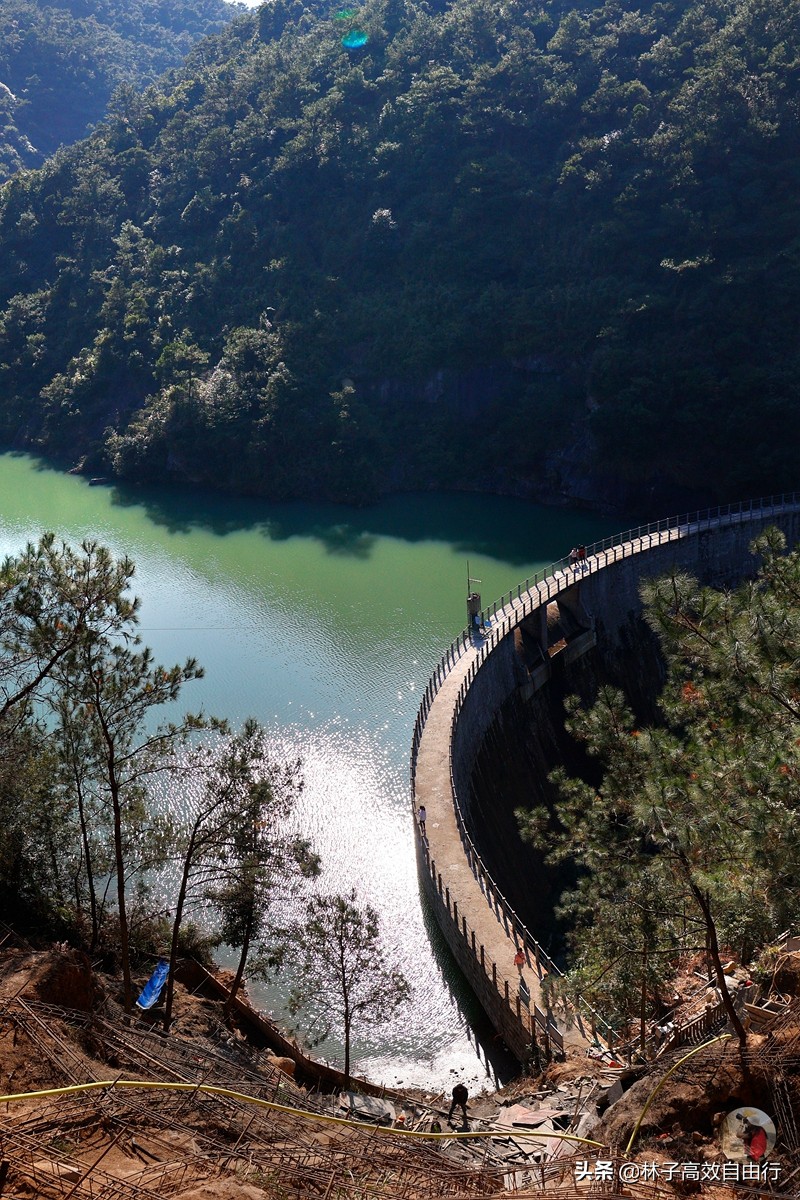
0,452,619,1089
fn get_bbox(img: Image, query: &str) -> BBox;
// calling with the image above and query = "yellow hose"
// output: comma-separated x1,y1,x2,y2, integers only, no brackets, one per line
625,1034,732,1156
0,1078,604,1146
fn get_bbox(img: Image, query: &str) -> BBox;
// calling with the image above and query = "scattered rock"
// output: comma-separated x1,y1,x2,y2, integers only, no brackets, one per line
266,1054,295,1077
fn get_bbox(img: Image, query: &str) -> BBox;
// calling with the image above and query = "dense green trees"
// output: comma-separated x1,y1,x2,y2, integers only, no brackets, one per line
519,530,800,1046
0,0,798,505
0,0,238,180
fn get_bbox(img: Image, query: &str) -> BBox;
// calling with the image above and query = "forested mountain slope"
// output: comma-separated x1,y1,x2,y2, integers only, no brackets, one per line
0,0,798,505
0,0,239,179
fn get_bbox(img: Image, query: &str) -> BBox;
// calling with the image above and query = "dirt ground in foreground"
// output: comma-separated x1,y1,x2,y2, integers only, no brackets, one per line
1,944,799,1198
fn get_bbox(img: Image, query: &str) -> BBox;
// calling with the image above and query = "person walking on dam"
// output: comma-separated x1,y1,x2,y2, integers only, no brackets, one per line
417,804,426,837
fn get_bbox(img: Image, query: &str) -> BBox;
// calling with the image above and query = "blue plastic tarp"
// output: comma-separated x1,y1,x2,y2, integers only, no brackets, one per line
136,958,170,1010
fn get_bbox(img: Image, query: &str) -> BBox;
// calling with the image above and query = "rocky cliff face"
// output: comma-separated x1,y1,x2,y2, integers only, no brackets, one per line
366,361,713,518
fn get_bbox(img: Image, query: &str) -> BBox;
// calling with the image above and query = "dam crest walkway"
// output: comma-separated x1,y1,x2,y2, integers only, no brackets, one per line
410,495,800,1064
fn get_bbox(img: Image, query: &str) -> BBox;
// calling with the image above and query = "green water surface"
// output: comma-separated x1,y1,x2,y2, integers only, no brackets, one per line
0,454,621,1088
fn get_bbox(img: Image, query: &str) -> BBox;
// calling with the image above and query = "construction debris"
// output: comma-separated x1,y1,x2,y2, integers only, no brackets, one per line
2,937,800,1197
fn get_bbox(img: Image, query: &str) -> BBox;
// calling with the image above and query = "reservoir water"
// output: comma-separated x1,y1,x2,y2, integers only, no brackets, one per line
0,453,620,1089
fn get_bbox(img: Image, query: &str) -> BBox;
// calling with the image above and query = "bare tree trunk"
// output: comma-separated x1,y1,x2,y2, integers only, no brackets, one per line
165,785,230,1031
225,913,253,1021
640,945,648,1059
94,684,133,1012
689,881,746,1045
110,772,133,1012
163,827,197,1031
343,1011,351,1086
75,780,99,952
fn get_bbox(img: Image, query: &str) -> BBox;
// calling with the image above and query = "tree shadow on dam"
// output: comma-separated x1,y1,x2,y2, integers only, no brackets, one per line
104,479,619,565
418,892,521,1088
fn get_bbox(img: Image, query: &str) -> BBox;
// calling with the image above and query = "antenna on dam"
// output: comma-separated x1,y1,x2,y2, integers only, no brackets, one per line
466,560,482,635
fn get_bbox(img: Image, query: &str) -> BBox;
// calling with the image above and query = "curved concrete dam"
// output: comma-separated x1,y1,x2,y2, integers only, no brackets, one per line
410,496,800,1064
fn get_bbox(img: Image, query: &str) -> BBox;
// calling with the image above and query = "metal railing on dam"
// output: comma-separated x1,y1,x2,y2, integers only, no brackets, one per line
410,492,800,1060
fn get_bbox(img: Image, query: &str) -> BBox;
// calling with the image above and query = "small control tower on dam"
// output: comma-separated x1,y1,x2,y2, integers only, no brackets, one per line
411,496,800,1065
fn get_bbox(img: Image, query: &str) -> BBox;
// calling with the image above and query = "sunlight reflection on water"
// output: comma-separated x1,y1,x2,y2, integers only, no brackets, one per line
0,456,619,1090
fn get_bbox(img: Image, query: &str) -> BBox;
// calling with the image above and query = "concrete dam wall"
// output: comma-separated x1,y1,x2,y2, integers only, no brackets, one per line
411,498,800,1063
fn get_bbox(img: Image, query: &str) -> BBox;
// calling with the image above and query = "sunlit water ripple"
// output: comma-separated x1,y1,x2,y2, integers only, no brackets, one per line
0,455,620,1090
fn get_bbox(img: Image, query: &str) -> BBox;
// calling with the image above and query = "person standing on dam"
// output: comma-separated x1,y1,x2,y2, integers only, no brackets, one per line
448,1083,469,1128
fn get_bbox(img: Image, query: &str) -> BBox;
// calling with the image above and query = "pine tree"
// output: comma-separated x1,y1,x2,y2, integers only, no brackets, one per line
284,889,410,1083
519,530,800,1049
